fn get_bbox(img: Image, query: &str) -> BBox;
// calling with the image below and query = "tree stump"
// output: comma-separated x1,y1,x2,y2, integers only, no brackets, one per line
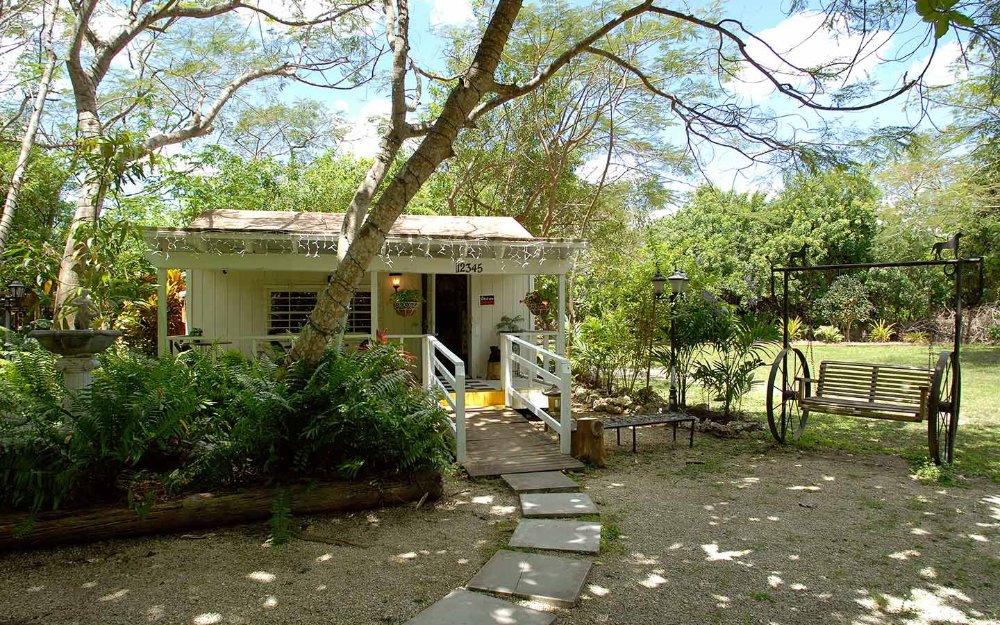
571,418,606,468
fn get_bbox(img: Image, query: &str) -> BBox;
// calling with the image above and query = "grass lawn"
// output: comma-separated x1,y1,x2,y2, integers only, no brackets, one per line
676,343,1000,483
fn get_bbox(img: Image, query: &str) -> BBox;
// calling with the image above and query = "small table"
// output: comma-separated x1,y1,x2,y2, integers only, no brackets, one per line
601,413,697,452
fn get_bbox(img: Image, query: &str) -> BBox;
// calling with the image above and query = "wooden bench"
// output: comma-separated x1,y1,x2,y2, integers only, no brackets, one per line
799,361,932,423
596,413,696,452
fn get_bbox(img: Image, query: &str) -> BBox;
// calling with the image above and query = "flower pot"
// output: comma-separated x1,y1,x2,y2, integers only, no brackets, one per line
527,302,549,316
393,300,419,317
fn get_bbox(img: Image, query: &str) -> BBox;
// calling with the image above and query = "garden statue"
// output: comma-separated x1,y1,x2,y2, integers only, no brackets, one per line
30,289,121,402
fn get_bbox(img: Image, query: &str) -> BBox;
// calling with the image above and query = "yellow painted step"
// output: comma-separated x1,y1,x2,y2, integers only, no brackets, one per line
441,389,506,408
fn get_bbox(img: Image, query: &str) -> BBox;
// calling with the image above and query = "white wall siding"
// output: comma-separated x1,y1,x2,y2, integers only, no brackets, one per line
468,274,531,378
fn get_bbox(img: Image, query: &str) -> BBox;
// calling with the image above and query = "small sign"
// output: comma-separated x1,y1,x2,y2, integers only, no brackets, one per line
455,261,484,274
480,295,495,306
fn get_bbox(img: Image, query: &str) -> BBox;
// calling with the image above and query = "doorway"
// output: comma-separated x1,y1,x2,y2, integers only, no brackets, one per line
434,274,469,372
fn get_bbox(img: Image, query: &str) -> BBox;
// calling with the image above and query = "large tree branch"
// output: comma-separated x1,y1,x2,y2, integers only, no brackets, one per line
142,65,294,153
468,0,654,124
88,1,370,85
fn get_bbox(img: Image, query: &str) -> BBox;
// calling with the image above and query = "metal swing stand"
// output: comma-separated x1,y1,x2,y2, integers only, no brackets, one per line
767,234,984,465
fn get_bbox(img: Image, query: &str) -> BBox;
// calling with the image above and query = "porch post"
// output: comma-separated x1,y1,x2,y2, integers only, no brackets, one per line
157,267,168,357
370,270,379,340
427,273,436,333
557,273,566,356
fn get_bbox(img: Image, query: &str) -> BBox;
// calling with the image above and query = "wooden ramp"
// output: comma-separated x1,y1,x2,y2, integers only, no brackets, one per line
463,408,584,477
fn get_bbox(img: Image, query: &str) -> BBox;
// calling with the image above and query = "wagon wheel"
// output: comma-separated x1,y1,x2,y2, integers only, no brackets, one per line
928,351,960,465
766,348,811,443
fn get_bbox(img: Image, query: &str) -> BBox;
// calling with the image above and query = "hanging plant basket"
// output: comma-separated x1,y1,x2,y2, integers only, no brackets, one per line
526,302,549,316
390,288,422,317
393,300,419,317
522,290,550,317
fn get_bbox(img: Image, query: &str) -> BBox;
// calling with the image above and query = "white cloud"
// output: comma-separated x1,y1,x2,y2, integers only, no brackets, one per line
730,11,894,101
575,151,641,184
909,41,967,88
340,98,391,158
427,0,473,27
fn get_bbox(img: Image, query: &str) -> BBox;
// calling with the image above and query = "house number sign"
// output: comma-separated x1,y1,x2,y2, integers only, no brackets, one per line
455,261,484,274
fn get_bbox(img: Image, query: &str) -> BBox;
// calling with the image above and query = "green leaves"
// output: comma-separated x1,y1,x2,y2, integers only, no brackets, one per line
915,0,975,39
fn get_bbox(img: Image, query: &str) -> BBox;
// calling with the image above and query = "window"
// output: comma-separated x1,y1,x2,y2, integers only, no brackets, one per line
269,290,372,335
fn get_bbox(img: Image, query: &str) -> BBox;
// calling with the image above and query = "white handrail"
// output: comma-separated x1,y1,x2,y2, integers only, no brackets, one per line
423,335,466,464
502,333,573,455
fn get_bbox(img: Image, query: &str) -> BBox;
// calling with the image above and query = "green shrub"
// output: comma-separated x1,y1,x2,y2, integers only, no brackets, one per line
0,344,452,513
786,316,805,341
868,319,896,342
815,325,844,343
692,314,779,417
902,329,930,344
987,322,1000,345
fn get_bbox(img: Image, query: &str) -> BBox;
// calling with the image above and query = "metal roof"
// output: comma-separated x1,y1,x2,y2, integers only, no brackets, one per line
183,209,538,241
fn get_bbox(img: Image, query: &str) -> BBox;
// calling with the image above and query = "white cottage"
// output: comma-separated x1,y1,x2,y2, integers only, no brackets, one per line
142,209,585,381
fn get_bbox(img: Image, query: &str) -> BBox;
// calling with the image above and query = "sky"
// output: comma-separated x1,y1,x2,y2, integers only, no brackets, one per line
0,0,972,203
307,0,969,201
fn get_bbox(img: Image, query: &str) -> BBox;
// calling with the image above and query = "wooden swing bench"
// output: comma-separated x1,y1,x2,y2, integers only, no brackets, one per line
798,361,932,423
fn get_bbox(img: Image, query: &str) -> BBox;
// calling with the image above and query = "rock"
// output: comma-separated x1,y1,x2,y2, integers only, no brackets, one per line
592,397,624,414
697,418,761,438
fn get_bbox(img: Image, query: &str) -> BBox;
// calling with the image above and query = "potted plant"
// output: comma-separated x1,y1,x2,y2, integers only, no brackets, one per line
391,289,422,317
496,314,524,335
522,290,550,317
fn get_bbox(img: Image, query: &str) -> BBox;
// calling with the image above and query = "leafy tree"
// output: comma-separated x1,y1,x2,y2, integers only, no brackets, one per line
289,0,988,365
815,274,874,340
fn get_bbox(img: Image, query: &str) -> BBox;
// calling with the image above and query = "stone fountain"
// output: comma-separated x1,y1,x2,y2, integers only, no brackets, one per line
30,291,120,393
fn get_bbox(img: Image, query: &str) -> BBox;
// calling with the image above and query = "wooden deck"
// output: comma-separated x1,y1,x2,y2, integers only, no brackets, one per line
462,408,584,477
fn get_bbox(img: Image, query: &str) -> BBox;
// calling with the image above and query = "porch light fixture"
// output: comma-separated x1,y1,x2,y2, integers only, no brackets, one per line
389,273,402,292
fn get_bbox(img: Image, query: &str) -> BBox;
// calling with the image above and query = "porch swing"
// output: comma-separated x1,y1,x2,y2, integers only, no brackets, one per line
767,234,984,464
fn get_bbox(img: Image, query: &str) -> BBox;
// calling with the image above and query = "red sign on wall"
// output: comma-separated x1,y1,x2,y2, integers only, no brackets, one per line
480,295,495,306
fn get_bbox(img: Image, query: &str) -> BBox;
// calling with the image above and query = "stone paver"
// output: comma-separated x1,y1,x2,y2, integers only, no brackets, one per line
467,549,593,607
403,589,555,625
520,492,598,517
502,471,579,493
508,519,601,554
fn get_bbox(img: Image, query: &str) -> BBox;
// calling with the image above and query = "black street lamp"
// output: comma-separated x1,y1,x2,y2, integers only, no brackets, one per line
3,280,27,334
647,265,667,388
667,269,688,411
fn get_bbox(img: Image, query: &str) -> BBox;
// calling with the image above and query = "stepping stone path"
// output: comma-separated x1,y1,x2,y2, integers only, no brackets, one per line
467,550,593,608
403,589,556,625
508,519,602,554
520,492,598,517
502,471,579,493
403,471,603,624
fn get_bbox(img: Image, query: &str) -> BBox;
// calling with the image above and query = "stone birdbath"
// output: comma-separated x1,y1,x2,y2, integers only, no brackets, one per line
30,292,120,394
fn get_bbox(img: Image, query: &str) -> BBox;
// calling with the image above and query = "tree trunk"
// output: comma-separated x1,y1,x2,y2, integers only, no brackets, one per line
0,0,60,258
53,109,104,321
288,0,524,365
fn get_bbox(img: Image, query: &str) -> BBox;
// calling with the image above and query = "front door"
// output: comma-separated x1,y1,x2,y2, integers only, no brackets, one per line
434,274,469,372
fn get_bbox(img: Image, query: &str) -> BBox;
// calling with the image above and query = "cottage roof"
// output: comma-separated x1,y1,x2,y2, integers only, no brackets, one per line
186,209,536,241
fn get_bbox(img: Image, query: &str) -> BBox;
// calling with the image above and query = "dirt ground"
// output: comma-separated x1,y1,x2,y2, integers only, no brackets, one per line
1,427,997,625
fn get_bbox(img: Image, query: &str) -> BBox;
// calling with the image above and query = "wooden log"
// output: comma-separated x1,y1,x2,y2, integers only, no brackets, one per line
0,471,442,550
571,418,607,468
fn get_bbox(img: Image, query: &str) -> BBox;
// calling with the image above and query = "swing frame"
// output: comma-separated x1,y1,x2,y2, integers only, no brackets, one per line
768,234,984,464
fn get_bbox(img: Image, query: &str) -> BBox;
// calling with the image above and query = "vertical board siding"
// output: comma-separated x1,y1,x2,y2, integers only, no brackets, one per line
468,274,530,378
188,268,530,369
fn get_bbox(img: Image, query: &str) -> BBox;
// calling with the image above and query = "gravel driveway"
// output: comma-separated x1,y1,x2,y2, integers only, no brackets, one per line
1,429,997,625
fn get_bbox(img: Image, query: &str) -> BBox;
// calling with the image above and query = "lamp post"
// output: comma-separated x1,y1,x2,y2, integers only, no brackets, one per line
3,280,26,332
648,266,667,388
667,269,689,411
